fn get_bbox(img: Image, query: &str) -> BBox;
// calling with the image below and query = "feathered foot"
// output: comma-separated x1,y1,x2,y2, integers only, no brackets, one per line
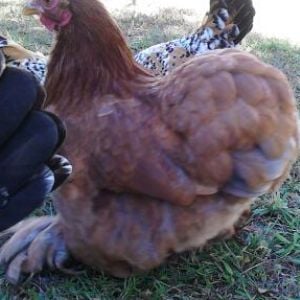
208,208,251,244
0,216,72,285
234,208,251,230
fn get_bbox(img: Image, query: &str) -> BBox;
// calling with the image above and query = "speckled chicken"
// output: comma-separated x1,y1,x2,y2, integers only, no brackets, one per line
0,0,255,82
0,0,298,285
135,0,255,75
0,35,47,84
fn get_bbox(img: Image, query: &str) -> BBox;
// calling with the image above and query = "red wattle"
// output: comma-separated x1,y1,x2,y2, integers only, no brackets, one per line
40,15,56,31
40,11,72,32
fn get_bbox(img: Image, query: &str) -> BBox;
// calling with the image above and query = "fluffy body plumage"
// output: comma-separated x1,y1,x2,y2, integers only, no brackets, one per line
0,0,298,284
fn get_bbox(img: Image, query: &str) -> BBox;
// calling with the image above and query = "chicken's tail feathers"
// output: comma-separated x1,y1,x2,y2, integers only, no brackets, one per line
225,0,255,44
198,0,255,45
222,137,298,199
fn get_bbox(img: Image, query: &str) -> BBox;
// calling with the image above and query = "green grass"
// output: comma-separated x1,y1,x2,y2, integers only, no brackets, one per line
1,1,300,299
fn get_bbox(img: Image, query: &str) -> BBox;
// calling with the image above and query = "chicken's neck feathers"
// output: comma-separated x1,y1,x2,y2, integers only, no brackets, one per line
45,0,153,111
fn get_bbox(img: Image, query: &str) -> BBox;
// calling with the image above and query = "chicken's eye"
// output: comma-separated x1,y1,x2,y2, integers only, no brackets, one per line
43,0,57,9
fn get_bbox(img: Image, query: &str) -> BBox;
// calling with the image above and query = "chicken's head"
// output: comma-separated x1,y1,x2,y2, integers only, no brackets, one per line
23,0,72,31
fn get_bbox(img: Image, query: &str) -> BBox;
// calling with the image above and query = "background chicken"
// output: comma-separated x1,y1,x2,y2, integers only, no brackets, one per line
0,0,255,83
0,35,47,84
135,0,255,75
0,0,298,285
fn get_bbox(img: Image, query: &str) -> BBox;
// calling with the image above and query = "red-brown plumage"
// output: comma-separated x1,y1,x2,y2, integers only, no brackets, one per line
45,0,152,112
0,0,299,283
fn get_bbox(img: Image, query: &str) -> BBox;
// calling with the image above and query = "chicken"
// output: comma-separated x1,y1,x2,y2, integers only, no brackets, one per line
0,35,47,84
0,0,255,83
0,0,298,284
135,0,255,75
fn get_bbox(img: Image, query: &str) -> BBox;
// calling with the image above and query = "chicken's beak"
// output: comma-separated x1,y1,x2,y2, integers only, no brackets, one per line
23,1,43,16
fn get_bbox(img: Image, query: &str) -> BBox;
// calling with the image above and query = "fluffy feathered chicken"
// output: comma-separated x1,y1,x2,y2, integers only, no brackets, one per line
0,35,47,84
135,0,255,75
0,0,255,82
0,0,298,284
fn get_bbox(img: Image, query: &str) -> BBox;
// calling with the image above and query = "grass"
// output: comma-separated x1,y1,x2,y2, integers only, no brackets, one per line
1,1,300,299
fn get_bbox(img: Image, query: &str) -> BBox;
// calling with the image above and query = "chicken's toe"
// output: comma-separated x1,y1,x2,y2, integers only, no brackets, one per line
22,227,55,274
45,225,71,271
0,216,70,284
5,251,27,285
0,216,53,266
